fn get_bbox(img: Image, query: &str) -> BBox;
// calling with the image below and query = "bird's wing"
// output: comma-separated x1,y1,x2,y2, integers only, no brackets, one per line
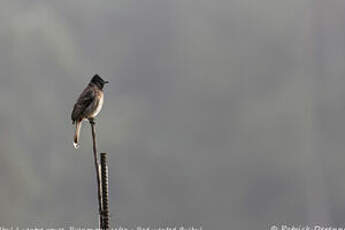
71,86,96,122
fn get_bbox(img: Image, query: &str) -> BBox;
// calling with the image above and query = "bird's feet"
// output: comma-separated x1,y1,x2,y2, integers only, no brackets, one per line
88,117,96,125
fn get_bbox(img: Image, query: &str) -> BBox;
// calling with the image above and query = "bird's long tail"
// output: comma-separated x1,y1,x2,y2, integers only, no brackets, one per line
73,120,82,149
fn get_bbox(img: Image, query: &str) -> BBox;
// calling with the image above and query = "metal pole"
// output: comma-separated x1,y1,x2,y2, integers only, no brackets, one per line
89,119,103,228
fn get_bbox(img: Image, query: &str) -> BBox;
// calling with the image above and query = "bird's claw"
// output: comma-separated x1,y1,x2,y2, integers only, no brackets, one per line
88,118,96,125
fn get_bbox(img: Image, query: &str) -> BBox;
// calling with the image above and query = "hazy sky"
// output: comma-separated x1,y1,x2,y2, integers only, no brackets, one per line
1,0,345,229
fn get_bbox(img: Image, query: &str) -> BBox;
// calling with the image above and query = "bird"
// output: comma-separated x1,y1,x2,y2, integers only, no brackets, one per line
71,74,109,149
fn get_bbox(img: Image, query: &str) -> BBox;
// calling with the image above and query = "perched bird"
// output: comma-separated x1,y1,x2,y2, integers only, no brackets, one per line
71,74,109,149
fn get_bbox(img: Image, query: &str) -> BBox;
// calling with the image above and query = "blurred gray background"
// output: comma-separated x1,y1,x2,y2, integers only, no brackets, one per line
1,0,345,229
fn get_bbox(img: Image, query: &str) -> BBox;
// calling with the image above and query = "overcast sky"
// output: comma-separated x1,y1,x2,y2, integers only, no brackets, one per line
1,0,345,229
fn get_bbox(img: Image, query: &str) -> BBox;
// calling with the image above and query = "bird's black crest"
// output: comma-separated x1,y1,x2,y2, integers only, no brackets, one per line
90,74,108,89
91,74,104,84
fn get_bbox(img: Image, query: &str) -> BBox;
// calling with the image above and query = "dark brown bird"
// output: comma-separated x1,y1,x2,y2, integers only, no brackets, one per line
71,74,109,149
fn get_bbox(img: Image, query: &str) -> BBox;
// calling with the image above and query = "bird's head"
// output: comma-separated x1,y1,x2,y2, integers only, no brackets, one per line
90,74,109,89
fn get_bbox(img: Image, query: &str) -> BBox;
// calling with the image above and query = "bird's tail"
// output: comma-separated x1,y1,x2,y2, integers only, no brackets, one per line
73,121,82,149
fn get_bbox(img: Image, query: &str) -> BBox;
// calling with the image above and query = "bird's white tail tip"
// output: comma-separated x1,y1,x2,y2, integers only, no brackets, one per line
73,142,80,149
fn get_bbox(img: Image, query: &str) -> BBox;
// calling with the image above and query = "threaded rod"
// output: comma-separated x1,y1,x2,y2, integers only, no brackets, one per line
100,152,109,229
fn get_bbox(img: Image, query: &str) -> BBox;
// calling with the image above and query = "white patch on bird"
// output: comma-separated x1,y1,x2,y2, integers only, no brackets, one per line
91,93,104,117
73,142,80,149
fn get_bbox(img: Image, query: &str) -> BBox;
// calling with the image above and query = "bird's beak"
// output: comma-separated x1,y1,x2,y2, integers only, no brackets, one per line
104,81,109,84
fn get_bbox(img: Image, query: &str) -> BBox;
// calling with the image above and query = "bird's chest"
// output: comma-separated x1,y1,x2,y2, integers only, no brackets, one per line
92,92,104,117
